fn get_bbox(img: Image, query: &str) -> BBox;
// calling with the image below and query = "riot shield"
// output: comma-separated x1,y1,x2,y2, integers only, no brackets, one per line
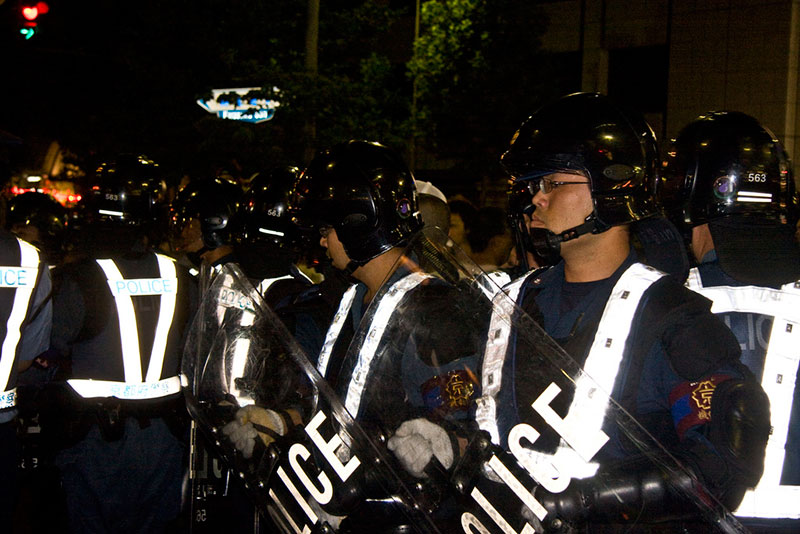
335,226,748,533
183,226,748,533
182,262,445,533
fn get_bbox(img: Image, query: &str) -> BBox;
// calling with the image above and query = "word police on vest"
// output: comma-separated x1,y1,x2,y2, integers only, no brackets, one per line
0,266,37,287
107,277,178,296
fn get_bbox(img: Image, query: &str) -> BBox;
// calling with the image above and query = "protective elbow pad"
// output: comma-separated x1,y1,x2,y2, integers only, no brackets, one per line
708,378,771,488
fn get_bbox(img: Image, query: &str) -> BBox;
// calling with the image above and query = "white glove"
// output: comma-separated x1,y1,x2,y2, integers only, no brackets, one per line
222,405,286,459
387,418,454,478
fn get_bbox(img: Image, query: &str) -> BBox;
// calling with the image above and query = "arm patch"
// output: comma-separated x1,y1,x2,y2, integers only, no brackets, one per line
669,374,735,440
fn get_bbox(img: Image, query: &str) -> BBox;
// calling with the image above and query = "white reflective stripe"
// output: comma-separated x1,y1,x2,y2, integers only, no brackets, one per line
476,276,528,444
344,272,434,418
0,239,40,394
230,309,256,406
97,259,143,382
573,264,666,442
146,254,178,382
67,376,182,400
687,275,800,519
478,264,664,479
257,275,294,296
0,388,17,409
477,271,512,300
96,256,179,384
317,285,359,377
685,267,703,290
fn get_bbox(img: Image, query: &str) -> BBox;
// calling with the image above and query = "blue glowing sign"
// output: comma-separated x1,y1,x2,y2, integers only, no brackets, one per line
196,87,280,124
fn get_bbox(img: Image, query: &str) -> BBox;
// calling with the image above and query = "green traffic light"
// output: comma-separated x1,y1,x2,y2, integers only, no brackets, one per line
20,27,36,39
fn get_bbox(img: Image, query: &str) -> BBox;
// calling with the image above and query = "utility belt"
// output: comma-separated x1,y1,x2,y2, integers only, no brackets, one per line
38,383,188,447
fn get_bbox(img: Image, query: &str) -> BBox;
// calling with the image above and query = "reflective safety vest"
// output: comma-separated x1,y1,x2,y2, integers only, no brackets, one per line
686,268,800,519
255,267,312,296
316,272,434,419
67,254,182,401
0,238,42,409
476,270,513,300
476,263,666,483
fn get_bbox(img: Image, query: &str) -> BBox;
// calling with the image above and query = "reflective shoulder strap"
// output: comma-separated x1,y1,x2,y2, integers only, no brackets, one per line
477,270,513,299
573,263,666,433
685,266,703,290
145,254,178,382
256,274,295,296
0,239,40,407
344,272,434,418
317,284,359,377
516,263,666,483
96,258,143,383
476,274,529,444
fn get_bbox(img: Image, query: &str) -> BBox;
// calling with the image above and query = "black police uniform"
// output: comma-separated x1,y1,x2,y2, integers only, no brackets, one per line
48,250,195,534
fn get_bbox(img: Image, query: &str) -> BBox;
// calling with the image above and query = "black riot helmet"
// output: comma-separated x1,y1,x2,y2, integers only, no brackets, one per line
6,191,68,263
237,166,305,252
660,111,800,285
659,110,797,228
169,176,243,251
289,140,423,266
501,92,659,255
79,154,167,256
86,154,166,227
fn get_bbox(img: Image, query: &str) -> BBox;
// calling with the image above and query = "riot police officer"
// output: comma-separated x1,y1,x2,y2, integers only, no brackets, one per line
6,191,68,266
234,166,313,308
47,154,195,534
482,93,769,531
168,175,243,274
0,227,51,527
660,110,800,532
216,141,489,532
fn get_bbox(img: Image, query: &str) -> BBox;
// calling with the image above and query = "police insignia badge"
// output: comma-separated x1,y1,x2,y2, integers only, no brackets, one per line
669,374,734,439
421,369,479,417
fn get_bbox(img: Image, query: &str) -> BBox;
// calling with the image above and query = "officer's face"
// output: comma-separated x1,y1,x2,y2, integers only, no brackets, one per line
173,218,204,253
320,228,351,270
530,172,593,236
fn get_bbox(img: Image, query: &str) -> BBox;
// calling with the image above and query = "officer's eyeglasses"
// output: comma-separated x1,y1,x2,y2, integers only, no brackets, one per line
528,176,590,195
319,226,334,238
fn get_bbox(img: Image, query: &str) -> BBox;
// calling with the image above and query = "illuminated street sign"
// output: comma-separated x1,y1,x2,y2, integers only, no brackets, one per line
196,87,280,124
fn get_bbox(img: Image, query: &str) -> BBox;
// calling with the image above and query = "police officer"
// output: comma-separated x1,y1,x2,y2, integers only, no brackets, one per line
480,93,769,530
234,166,313,308
660,110,800,532
219,141,487,531
0,227,51,527
47,154,195,534
6,191,68,266
168,175,243,275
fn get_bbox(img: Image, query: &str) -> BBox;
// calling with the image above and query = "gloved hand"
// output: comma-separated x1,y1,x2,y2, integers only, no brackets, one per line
387,418,454,478
222,405,286,459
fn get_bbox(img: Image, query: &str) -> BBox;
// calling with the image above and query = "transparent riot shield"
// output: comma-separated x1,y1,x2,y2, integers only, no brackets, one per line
334,226,748,534
182,263,446,533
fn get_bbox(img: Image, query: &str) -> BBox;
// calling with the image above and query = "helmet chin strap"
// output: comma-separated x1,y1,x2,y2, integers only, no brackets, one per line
341,259,368,278
530,215,598,263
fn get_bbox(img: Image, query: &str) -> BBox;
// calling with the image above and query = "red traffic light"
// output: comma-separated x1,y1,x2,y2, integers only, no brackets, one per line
21,2,49,21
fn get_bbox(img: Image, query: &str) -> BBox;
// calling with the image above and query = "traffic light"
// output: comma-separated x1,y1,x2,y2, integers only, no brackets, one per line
19,1,49,40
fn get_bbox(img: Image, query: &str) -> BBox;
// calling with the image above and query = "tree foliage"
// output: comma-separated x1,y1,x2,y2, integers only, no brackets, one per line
409,0,573,176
